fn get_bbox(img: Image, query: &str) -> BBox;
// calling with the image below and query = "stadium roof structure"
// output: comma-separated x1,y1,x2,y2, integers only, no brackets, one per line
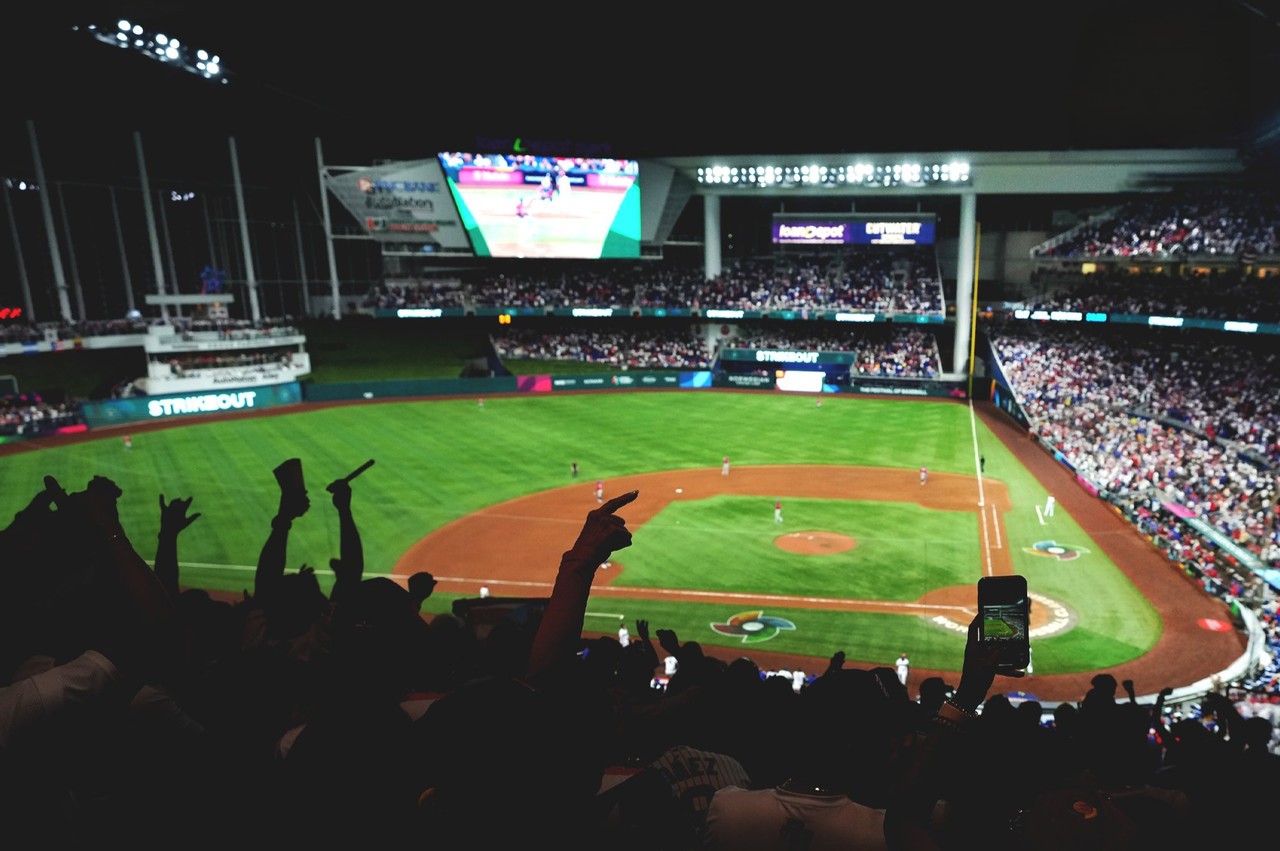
7,2,1280,174
4,1,1280,294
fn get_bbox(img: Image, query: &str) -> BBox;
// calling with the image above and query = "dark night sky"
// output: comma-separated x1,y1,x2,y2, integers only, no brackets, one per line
7,1,1280,185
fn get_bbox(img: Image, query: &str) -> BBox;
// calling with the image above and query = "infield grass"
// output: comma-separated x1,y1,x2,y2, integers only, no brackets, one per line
622,497,977,599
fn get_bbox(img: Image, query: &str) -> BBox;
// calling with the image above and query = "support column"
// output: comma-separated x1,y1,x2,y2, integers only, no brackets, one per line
229,137,261,322
109,188,136,315
3,182,36,321
55,183,87,320
952,192,977,378
134,131,170,322
28,121,73,322
157,189,182,319
702,194,722,282
316,138,343,320
292,197,312,318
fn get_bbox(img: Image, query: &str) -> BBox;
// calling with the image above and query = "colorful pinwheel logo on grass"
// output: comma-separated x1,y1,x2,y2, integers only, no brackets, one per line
1022,540,1090,561
711,611,797,644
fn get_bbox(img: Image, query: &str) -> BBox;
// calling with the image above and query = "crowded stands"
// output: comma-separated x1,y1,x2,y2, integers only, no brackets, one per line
988,321,1280,674
1034,187,1280,260
362,249,945,316
2,463,1276,847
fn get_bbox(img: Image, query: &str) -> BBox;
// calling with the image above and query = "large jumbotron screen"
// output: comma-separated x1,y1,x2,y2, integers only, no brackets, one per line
437,152,641,259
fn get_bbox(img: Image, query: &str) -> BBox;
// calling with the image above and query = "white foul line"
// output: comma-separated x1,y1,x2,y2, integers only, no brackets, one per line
968,399,987,509
990,504,1003,549
1035,504,1045,525
969,399,994,575
978,494,994,575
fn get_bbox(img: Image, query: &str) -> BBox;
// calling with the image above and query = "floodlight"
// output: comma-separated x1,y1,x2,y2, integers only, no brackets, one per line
77,19,229,83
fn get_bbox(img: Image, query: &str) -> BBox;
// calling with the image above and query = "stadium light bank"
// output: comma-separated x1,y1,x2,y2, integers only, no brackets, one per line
73,19,228,84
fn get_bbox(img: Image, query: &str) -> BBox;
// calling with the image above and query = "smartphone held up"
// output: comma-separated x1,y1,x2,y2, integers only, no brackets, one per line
977,574,1031,677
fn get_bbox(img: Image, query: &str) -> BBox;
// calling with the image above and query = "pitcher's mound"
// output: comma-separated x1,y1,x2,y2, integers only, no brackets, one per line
775,530,857,554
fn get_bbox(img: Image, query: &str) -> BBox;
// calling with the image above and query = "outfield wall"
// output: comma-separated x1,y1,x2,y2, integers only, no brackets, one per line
292,372,964,404
61,370,970,432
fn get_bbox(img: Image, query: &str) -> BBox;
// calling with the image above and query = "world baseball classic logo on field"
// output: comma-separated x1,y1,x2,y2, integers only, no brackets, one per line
711,611,797,644
1022,540,1091,561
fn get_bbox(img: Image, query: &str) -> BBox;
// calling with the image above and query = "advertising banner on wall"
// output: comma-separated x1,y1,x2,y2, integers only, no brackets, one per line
548,373,680,390
772,213,937,246
720,348,856,365
81,383,303,428
325,159,471,250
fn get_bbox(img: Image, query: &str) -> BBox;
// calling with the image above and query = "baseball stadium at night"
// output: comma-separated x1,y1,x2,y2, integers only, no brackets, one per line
3,3,1279,846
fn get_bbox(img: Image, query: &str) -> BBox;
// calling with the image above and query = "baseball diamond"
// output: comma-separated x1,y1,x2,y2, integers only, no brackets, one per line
2,393,1245,706
391,403,1243,703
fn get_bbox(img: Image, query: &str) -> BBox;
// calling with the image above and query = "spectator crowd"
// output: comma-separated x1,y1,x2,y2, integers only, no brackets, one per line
1022,269,1280,323
363,248,945,316
489,320,944,379
0,392,83,437
1035,187,1280,260
989,319,1280,713
1,464,1276,848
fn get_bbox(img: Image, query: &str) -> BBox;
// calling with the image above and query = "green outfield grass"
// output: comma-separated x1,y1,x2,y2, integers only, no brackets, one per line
0,392,1161,673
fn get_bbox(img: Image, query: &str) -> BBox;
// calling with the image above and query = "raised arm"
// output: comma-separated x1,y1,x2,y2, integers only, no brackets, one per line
155,494,201,602
526,490,638,683
255,468,310,603
884,613,999,851
325,477,363,607
1149,686,1175,747
632,617,660,671
43,475,181,688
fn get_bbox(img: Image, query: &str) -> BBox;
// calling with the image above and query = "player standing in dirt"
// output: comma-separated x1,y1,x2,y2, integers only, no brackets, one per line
595,479,604,504
920,465,927,485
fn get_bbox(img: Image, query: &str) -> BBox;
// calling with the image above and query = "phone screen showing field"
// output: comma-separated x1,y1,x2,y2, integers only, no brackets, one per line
981,601,1028,642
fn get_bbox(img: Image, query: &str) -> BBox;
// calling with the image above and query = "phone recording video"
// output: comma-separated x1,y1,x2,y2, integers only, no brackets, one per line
977,574,1031,676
